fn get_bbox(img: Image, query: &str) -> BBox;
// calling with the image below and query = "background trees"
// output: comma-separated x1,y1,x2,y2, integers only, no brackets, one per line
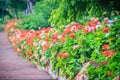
48,0,120,27
0,0,120,29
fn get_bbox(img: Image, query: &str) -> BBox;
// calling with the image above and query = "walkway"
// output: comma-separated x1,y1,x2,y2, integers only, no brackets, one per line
0,32,53,80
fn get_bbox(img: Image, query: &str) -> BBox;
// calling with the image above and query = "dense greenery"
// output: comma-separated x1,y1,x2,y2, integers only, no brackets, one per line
1,0,120,30
17,0,58,30
48,0,120,27
5,16,120,80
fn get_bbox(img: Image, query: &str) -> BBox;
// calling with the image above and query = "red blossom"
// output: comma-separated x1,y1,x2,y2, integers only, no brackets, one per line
102,60,107,65
57,53,70,59
103,27,110,34
45,37,49,42
102,44,109,50
43,44,49,50
61,39,66,44
87,22,96,27
70,33,75,38
64,27,71,34
102,50,115,58
63,53,70,58
95,66,99,70
107,71,111,76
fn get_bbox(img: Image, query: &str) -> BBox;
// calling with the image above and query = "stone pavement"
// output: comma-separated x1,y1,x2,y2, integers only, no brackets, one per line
0,32,53,80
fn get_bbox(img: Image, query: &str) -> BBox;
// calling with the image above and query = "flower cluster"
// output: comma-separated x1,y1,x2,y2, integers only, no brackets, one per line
4,17,119,80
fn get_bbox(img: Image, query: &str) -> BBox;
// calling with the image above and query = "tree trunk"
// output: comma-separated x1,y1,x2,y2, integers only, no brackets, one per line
26,0,34,14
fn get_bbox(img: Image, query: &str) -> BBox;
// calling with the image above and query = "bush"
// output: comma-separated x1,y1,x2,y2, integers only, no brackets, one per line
18,0,57,30
4,15,120,80
0,18,4,32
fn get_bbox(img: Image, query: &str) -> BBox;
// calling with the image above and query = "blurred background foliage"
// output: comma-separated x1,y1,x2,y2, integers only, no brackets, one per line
17,0,58,30
0,0,120,30
48,0,120,27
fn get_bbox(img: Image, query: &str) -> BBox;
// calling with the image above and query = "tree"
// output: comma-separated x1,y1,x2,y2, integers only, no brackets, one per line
47,0,120,27
0,0,27,23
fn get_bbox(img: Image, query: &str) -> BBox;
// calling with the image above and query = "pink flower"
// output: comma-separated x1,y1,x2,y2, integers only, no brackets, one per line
87,26,96,32
57,35,62,39
104,18,109,23
40,56,46,62
90,18,95,21
103,11,107,15
76,72,85,79
73,45,79,50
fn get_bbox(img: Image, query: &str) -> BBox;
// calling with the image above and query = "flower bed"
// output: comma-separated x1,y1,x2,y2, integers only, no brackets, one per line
4,18,120,80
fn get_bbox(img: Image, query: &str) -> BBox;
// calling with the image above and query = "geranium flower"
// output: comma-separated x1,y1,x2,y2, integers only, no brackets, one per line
87,26,96,32
102,50,115,58
102,44,109,50
75,72,87,80
87,22,96,27
63,53,70,58
64,28,71,34
70,33,75,38
40,56,46,62
102,60,107,65
104,18,109,23
107,71,111,76
57,53,69,59
73,45,79,50
103,27,109,34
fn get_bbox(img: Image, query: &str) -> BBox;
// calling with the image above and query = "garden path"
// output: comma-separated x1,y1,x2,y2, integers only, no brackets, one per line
0,32,53,80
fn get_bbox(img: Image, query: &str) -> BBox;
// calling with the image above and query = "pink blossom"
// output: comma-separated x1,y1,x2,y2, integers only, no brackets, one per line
57,35,62,39
104,18,109,23
87,26,96,32
40,56,46,62
73,45,79,50
76,72,85,79
90,18,95,21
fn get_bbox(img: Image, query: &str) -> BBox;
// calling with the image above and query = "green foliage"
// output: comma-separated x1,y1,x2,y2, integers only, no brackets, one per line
47,0,120,27
0,0,27,20
18,0,57,30
0,18,4,31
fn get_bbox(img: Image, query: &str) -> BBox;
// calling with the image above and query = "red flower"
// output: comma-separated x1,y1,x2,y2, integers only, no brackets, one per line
45,37,49,42
102,44,109,50
52,34,58,44
102,50,115,58
63,53,70,58
95,66,98,70
61,38,66,44
103,27,109,34
70,33,75,38
64,27,71,34
107,71,111,76
44,44,49,50
102,60,107,65
57,53,69,59
87,22,96,27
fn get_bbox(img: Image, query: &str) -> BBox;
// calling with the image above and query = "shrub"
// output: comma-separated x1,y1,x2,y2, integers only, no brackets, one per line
5,16,120,80
18,0,57,30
